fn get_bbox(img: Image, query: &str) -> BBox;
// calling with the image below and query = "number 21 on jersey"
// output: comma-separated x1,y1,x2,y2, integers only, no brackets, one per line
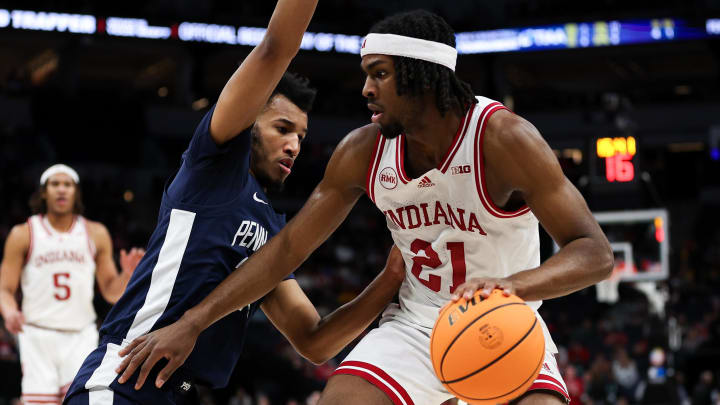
410,238,466,293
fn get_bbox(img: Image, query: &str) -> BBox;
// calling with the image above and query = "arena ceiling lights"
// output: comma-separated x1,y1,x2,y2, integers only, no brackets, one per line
0,9,718,55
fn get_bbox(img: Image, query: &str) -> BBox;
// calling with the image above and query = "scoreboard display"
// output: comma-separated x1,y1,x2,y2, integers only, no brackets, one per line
456,18,713,54
596,136,637,183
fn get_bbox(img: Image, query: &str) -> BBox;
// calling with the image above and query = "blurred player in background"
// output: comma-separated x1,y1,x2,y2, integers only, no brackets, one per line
64,0,406,403
0,163,144,404
115,8,614,405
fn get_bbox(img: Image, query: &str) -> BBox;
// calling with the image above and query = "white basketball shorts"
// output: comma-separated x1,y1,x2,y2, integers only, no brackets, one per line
332,311,569,405
18,322,98,402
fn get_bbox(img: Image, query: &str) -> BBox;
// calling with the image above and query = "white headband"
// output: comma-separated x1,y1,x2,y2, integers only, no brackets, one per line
40,164,79,185
361,33,457,72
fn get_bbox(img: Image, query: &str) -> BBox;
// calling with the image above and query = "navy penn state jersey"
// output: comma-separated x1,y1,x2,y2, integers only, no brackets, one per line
66,105,290,403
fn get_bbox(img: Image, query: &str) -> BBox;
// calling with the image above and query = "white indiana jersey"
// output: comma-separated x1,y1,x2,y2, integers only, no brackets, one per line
366,96,556,352
22,215,97,331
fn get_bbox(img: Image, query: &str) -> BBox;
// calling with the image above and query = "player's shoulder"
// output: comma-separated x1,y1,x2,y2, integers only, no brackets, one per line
7,222,30,240
4,222,30,251
336,123,380,155
328,123,381,168
485,108,546,154
84,219,110,239
324,123,381,188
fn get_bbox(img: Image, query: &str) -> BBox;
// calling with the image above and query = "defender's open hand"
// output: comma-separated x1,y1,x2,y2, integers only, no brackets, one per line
115,317,200,389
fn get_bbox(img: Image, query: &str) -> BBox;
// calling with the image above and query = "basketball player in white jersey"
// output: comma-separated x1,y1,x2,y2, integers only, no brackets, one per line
0,164,144,404
115,10,613,405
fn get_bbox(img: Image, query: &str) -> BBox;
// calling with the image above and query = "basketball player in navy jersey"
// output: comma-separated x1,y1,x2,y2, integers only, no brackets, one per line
63,0,407,404
116,10,613,405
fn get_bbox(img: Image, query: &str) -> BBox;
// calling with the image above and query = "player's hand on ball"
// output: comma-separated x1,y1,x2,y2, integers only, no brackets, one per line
115,317,200,389
450,278,514,302
120,247,145,276
3,308,24,334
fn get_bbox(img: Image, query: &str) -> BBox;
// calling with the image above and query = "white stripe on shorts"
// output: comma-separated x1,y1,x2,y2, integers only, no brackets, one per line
126,209,196,340
334,365,408,405
88,387,114,405
85,343,122,391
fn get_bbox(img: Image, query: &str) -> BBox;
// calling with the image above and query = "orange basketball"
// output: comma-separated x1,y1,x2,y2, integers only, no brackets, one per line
430,289,545,404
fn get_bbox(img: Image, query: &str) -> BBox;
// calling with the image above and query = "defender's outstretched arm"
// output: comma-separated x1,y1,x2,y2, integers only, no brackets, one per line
209,0,319,145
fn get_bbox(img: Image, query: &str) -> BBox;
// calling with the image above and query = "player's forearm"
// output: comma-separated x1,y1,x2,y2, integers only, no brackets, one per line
183,183,361,334
0,289,19,317
510,235,613,301
182,229,311,334
101,272,131,304
262,0,318,58
211,0,318,144
300,271,404,364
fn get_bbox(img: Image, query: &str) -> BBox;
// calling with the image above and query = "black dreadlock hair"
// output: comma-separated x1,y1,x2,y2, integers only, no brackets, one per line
369,10,476,117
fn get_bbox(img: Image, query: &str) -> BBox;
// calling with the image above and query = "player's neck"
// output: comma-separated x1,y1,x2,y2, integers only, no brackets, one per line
45,212,76,233
402,107,463,177
248,169,269,194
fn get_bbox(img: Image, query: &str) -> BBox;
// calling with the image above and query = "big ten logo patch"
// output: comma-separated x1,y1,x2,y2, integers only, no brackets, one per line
478,323,504,349
451,165,471,175
379,167,398,189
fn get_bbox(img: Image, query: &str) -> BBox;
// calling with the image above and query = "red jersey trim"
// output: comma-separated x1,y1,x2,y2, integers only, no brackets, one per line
38,214,52,236
25,217,34,264
82,217,97,258
440,103,476,173
365,131,385,203
474,103,532,218
395,135,410,184
333,361,415,405
67,215,78,234
39,214,78,235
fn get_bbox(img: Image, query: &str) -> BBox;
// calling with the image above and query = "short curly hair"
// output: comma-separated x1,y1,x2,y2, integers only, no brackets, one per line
270,72,317,112
368,10,476,117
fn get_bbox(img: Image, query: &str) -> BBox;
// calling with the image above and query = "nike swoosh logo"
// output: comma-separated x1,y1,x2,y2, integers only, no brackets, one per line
253,192,268,205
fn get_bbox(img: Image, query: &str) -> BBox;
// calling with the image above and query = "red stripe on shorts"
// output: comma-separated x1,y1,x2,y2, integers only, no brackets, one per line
22,396,60,405
536,373,569,394
332,368,405,405
333,361,414,405
22,394,61,397
527,381,570,402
